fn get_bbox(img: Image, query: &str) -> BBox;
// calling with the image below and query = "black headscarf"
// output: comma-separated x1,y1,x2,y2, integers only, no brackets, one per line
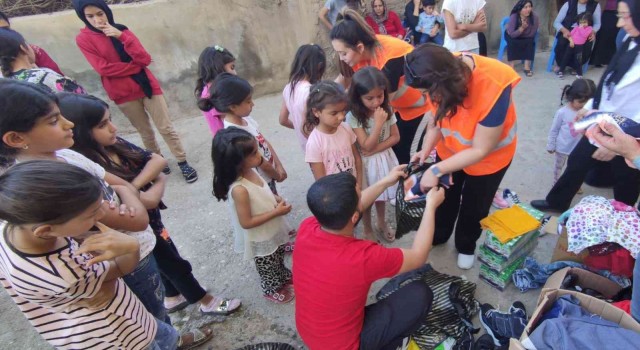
593,0,640,108
72,0,153,98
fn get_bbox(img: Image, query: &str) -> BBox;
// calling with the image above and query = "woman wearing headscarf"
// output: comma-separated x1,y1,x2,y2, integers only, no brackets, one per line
591,0,619,66
365,0,406,39
532,0,640,212
552,0,602,71
72,0,198,183
505,0,539,76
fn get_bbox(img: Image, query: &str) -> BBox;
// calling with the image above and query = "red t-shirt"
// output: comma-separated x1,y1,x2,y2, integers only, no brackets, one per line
293,217,404,350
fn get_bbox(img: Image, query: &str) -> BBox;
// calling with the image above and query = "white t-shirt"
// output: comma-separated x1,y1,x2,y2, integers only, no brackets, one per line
224,117,275,182
55,149,156,260
305,122,358,177
282,81,311,151
442,0,486,52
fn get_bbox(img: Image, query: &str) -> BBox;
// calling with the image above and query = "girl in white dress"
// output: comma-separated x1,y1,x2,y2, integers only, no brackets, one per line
347,67,400,242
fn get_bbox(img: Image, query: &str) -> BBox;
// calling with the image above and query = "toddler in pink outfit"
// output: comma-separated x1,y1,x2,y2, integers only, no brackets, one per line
557,12,593,79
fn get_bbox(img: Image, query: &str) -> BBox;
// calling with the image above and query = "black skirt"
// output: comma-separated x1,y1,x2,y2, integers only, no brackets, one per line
505,32,535,61
590,10,618,66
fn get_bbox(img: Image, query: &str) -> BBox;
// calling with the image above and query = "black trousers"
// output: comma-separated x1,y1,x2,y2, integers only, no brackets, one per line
559,44,585,75
360,280,432,350
546,137,640,210
433,160,510,254
392,112,426,164
153,231,207,303
554,33,593,68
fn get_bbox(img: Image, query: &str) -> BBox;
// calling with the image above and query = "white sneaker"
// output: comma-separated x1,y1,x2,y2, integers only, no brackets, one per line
457,253,475,270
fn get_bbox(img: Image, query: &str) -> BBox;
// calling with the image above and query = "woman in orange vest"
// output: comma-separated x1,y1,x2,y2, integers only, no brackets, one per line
407,44,520,269
331,9,431,164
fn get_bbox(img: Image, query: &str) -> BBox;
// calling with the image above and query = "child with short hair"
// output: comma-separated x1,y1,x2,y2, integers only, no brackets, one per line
347,67,400,242
200,73,287,194
58,92,242,316
195,45,237,137
0,160,174,350
304,81,363,188
557,12,594,79
416,0,444,45
279,44,326,151
212,127,294,304
547,78,597,184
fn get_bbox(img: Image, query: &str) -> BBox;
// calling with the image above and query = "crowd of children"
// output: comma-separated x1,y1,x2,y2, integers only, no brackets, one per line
0,0,639,349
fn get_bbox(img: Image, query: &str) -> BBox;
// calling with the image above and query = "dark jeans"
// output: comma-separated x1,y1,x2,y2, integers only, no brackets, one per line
392,112,427,164
419,32,443,45
434,160,510,254
554,33,593,68
546,137,640,210
559,44,585,75
360,280,433,350
123,255,170,324
153,232,207,304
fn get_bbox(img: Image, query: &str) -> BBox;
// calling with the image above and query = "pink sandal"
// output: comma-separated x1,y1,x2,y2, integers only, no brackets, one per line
263,286,295,304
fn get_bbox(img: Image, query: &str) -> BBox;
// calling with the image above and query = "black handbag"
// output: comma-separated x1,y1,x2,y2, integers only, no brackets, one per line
395,162,432,239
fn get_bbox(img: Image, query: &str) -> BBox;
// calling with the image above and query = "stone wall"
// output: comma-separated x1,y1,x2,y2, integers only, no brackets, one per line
11,0,556,131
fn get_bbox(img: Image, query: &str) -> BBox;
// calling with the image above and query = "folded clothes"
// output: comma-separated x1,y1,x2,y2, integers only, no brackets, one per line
480,206,541,244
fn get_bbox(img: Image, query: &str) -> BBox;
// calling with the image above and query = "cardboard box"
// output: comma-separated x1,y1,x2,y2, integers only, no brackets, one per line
550,227,589,263
509,268,640,350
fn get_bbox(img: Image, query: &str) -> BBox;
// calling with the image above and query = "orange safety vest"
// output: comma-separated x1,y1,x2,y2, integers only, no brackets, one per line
435,54,520,176
352,35,431,121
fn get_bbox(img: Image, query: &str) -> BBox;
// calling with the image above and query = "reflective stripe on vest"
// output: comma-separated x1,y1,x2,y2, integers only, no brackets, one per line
439,121,518,154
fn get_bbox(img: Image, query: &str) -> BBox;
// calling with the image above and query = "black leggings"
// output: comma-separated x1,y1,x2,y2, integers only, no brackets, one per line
433,159,510,254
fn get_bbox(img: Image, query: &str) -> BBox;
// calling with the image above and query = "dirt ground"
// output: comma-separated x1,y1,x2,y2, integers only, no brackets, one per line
0,50,613,349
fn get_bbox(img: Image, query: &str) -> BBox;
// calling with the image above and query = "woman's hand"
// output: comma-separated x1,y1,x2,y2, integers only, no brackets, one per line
574,109,596,122
520,20,529,31
592,147,616,161
419,166,439,192
411,149,430,164
100,23,122,38
588,31,596,42
561,28,571,40
592,121,640,160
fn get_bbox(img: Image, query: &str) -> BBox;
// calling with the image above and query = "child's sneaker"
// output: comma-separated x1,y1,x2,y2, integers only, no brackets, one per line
556,71,564,79
178,161,198,183
502,188,521,206
479,303,528,347
492,190,510,209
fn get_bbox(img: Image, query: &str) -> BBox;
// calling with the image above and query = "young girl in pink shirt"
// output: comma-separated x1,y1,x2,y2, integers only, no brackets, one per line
557,12,594,79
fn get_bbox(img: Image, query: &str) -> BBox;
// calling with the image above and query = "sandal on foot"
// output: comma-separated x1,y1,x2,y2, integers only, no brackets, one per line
165,294,189,314
524,69,533,77
264,286,295,304
375,224,396,243
177,326,213,350
283,242,294,254
200,296,242,316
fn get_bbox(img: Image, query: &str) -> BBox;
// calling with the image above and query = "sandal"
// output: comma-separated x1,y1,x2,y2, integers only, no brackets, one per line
164,294,189,314
200,296,242,316
283,242,294,254
524,69,533,77
375,223,396,243
177,326,213,350
264,286,295,304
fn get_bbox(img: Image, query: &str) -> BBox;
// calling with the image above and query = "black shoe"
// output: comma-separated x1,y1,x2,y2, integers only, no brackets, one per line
530,200,563,212
162,166,171,175
479,303,528,347
474,334,497,350
178,161,198,183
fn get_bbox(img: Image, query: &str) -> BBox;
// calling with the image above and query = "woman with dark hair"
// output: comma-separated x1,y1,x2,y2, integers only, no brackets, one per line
505,0,540,76
71,0,198,183
532,0,640,213
553,0,602,71
365,0,406,39
331,8,430,164
405,45,520,269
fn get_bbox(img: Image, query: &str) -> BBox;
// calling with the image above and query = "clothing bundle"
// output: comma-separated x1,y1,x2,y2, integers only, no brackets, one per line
480,205,541,244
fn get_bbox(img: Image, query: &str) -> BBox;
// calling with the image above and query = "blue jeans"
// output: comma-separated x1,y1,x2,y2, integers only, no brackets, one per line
147,318,179,350
123,255,170,324
419,32,443,46
632,253,640,322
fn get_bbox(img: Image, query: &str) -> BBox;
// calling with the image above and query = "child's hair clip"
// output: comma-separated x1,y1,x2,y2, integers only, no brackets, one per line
214,45,225,52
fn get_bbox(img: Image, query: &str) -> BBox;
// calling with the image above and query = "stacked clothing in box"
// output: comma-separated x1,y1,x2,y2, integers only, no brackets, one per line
478,204,543,290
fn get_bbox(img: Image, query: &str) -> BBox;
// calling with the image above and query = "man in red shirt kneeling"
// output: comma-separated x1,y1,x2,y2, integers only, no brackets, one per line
293,166,445,350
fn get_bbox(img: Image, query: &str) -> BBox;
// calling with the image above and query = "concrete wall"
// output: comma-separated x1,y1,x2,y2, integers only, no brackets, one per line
11,0,556,131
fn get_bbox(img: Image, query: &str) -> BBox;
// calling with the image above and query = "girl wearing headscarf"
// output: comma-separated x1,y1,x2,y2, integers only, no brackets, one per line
72,0,198,183
531,0,640,213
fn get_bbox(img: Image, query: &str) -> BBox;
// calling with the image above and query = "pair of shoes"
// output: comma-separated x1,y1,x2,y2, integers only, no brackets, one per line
530,199,563,212
492,190,510,209
479,302,528,347
164,294,189,313
264,286,295,304
556,71,564,79
474,334,497,350
162,165,171,175
502,189,520,206
457,253,475,270
200,295,242,316
178,161,198,183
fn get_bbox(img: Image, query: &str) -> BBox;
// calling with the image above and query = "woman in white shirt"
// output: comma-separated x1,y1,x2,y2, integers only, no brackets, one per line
441,0,487,53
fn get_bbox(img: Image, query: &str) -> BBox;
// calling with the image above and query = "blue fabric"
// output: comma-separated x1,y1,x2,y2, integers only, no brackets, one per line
479,86,511,127
512,257,631,292
633,156,640,170
530,295,640,350
148,318,179,350
122,255,170,324
633,253,640,322
419,32,444,45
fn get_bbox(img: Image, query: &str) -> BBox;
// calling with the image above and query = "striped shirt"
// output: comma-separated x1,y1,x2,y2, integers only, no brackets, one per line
0,223,156,349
